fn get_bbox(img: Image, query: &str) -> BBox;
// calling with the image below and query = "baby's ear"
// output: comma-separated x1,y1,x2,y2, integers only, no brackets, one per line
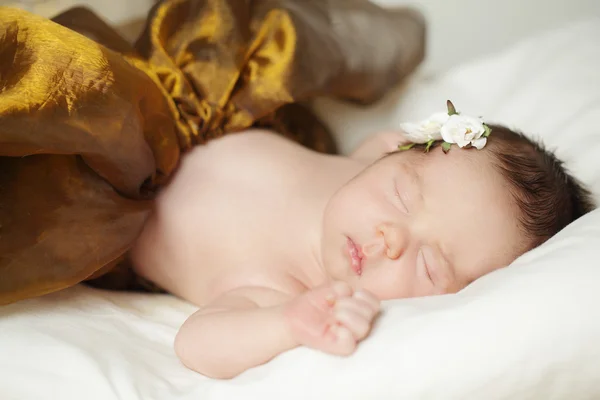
350,131,409,162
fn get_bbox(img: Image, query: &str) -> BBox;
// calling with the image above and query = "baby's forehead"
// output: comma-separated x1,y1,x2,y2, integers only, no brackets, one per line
397,146,497,180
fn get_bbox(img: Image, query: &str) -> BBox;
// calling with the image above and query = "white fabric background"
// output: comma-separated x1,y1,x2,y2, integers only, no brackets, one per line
1,17,600,400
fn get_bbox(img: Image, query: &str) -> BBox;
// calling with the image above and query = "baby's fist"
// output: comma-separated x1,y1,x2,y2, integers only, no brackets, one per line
284,282,380,356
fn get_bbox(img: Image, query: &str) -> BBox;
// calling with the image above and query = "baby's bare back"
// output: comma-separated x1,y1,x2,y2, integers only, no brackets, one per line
130,130,325,306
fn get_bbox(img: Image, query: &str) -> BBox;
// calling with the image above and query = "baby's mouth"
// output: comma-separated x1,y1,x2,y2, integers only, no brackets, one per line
346,237,363,276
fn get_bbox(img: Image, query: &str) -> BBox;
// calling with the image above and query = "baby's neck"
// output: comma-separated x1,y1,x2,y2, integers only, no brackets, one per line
285,153,367,289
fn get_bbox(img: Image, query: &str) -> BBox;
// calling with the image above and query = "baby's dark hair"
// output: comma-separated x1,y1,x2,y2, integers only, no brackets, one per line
485,124,595,248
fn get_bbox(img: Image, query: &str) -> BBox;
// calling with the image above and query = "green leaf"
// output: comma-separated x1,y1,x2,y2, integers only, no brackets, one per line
424,139,435,152
483,124,492,137
398,143,416,151
441,142,452,153
447,100,458,116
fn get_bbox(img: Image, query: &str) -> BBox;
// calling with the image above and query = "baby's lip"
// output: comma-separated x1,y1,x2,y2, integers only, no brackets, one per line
346,237,363,276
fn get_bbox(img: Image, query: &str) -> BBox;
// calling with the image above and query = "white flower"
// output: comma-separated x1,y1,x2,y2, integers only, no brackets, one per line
398,101,491,152
399,112,449,144
440,114,487,149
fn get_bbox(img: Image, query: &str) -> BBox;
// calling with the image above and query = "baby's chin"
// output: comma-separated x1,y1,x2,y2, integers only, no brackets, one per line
319,250,353,283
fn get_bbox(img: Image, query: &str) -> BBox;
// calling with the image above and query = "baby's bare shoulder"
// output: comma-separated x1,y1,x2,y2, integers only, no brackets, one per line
194,129,298,156
170,129,317,195
189,129,315,165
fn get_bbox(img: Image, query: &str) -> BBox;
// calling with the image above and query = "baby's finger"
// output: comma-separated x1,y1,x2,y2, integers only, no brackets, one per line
334,308,371,340
335,297,377,320
353,290,381,313
309,281,353,311
327,324,357,356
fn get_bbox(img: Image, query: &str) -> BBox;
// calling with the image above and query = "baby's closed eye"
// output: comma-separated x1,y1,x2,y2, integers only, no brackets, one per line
418,245,457,293
393,179,409,214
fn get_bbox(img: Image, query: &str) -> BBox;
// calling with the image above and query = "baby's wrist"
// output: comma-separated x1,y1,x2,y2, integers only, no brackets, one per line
280,302,304,347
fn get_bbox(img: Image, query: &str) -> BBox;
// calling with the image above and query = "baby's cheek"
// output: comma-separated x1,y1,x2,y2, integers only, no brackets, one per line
360,272,416,300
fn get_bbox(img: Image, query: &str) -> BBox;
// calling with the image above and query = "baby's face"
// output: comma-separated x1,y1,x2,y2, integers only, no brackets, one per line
321,147,527,300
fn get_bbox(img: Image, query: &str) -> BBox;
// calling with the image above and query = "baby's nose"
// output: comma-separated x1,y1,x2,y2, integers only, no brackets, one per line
377,223,407,260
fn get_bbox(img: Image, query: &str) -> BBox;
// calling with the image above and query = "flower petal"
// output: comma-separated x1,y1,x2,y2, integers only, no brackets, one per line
399,122,429,143
400,113,446,144
471,137,487,149
440,114,486,147
439,118,456,143
429,112,451,125
455,137,470,148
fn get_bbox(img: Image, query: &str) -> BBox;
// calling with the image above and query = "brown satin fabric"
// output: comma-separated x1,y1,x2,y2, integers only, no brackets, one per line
0,0,425,305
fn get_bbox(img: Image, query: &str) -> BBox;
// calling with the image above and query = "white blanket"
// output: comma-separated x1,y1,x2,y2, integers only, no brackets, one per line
2,18,600,400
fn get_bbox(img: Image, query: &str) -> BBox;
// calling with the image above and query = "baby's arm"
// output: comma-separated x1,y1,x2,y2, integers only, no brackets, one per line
175,286,295,379
175,282,380,379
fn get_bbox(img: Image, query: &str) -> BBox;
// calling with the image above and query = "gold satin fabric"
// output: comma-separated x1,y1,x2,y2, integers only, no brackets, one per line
0,0,425,305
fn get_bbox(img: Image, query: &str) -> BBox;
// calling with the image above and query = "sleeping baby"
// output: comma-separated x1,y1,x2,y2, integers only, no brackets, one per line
130,102,594,379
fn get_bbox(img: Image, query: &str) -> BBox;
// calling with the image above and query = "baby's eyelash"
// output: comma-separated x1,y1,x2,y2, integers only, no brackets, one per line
395,190,408,213
394,183,409,213
418,249,434,283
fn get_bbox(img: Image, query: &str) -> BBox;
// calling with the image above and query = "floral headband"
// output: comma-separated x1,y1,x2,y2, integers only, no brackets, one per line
398,100,492,153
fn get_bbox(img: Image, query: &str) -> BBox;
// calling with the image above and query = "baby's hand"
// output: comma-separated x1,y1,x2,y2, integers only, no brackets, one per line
284,282,380,356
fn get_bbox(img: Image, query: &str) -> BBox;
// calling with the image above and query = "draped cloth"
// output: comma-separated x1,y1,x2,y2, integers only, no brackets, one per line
0,0,425,305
